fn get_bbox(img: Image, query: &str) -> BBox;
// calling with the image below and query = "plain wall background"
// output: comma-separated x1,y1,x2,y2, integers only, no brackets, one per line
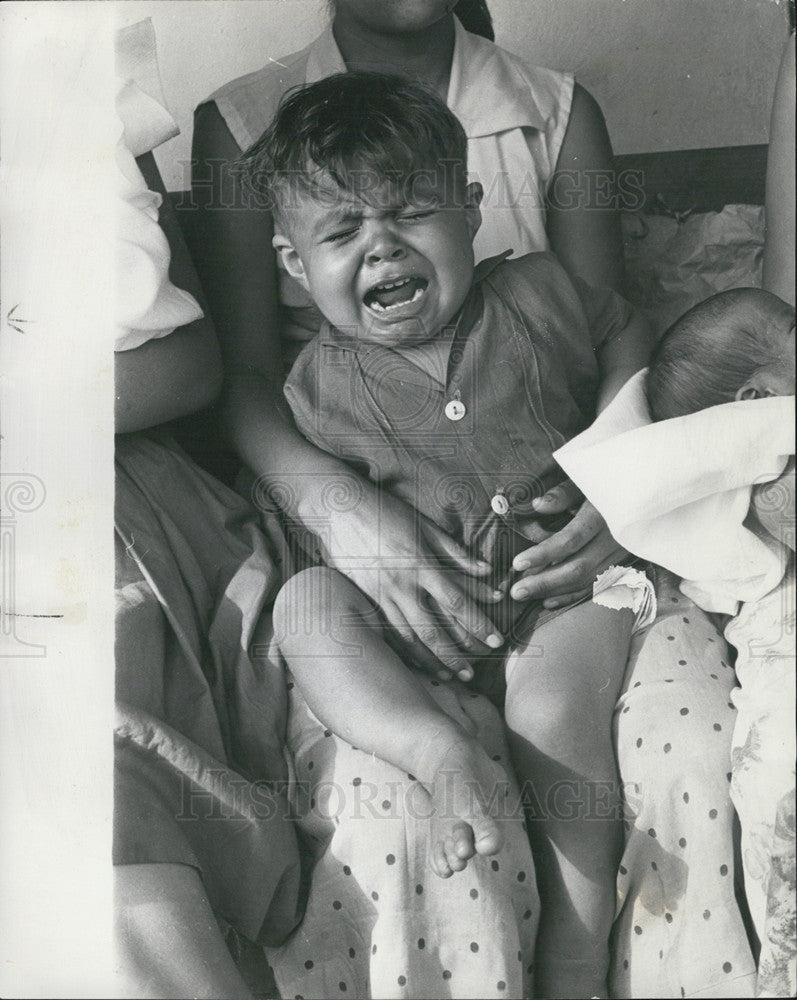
116,0,794,191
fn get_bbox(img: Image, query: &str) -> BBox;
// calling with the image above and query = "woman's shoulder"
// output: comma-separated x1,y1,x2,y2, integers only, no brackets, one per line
454,25,573,129
491,39,571,94
201,41,314,151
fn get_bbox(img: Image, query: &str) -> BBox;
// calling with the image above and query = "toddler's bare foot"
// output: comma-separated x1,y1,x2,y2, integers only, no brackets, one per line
418,734,506,878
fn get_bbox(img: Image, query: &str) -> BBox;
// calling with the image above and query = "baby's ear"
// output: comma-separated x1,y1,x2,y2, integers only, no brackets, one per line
735,382,763,401
272,234,309,290
735,359,796,401
735,368,781,401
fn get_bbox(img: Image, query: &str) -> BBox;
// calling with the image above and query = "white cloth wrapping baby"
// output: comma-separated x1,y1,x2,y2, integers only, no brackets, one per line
554,370,794,616
115,18,203,352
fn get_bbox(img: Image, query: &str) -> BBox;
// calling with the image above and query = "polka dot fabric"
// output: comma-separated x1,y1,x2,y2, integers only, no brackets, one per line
268,567,759,998
610,568,757,998
267,675,539,999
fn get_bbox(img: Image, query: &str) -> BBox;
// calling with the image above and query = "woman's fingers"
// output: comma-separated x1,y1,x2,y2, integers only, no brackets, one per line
323,496,502,669
513,499,605,574
424,520,493,576
381,601,453,680
385,566,502,679
511,556,594,602
418,565,502,608
510,501,627,603
387,596,478,679
531,478,583,514
418,568,503,651
421,595,493,681
511,534,627,602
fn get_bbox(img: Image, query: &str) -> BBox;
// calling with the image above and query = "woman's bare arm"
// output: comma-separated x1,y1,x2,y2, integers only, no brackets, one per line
189,102,288,449
762,33,795,306
115,152,222,434
546,83,625,294
505,88,635,606
502,86,633,605
509,307,653,608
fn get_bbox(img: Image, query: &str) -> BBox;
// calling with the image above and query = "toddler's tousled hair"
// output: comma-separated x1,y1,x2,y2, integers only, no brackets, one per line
647,288,793,420
239,71,469,228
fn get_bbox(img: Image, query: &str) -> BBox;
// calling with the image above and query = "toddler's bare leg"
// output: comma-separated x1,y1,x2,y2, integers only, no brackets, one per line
274,567,506,877
504,600,633,999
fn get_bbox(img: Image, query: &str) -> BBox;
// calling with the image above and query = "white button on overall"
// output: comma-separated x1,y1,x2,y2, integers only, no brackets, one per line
444,398,466,421
491,493,510,516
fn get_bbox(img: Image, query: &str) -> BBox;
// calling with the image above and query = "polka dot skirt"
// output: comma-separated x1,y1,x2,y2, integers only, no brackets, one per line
267,675,539,999
610,568,757,998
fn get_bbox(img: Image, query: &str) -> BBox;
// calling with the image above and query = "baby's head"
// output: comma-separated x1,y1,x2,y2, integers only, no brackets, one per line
242,71,482,346
647,288,795,420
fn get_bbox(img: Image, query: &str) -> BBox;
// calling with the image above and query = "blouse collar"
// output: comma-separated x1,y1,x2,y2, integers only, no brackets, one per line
446,19,546,138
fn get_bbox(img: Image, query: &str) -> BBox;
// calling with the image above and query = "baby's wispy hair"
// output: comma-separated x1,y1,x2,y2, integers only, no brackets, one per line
647,287,794,420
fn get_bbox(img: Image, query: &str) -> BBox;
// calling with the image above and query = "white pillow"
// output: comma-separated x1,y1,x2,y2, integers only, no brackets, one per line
114,19,203,352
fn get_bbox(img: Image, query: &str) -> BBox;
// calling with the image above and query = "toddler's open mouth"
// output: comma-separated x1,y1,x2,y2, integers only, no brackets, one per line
363,276,428,313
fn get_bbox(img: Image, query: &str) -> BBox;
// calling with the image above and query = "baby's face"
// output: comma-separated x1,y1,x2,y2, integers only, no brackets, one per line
275,174,481,347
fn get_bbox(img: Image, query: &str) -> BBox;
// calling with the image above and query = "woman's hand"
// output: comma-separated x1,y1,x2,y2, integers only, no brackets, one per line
509,480,627,609
314,484,504,682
